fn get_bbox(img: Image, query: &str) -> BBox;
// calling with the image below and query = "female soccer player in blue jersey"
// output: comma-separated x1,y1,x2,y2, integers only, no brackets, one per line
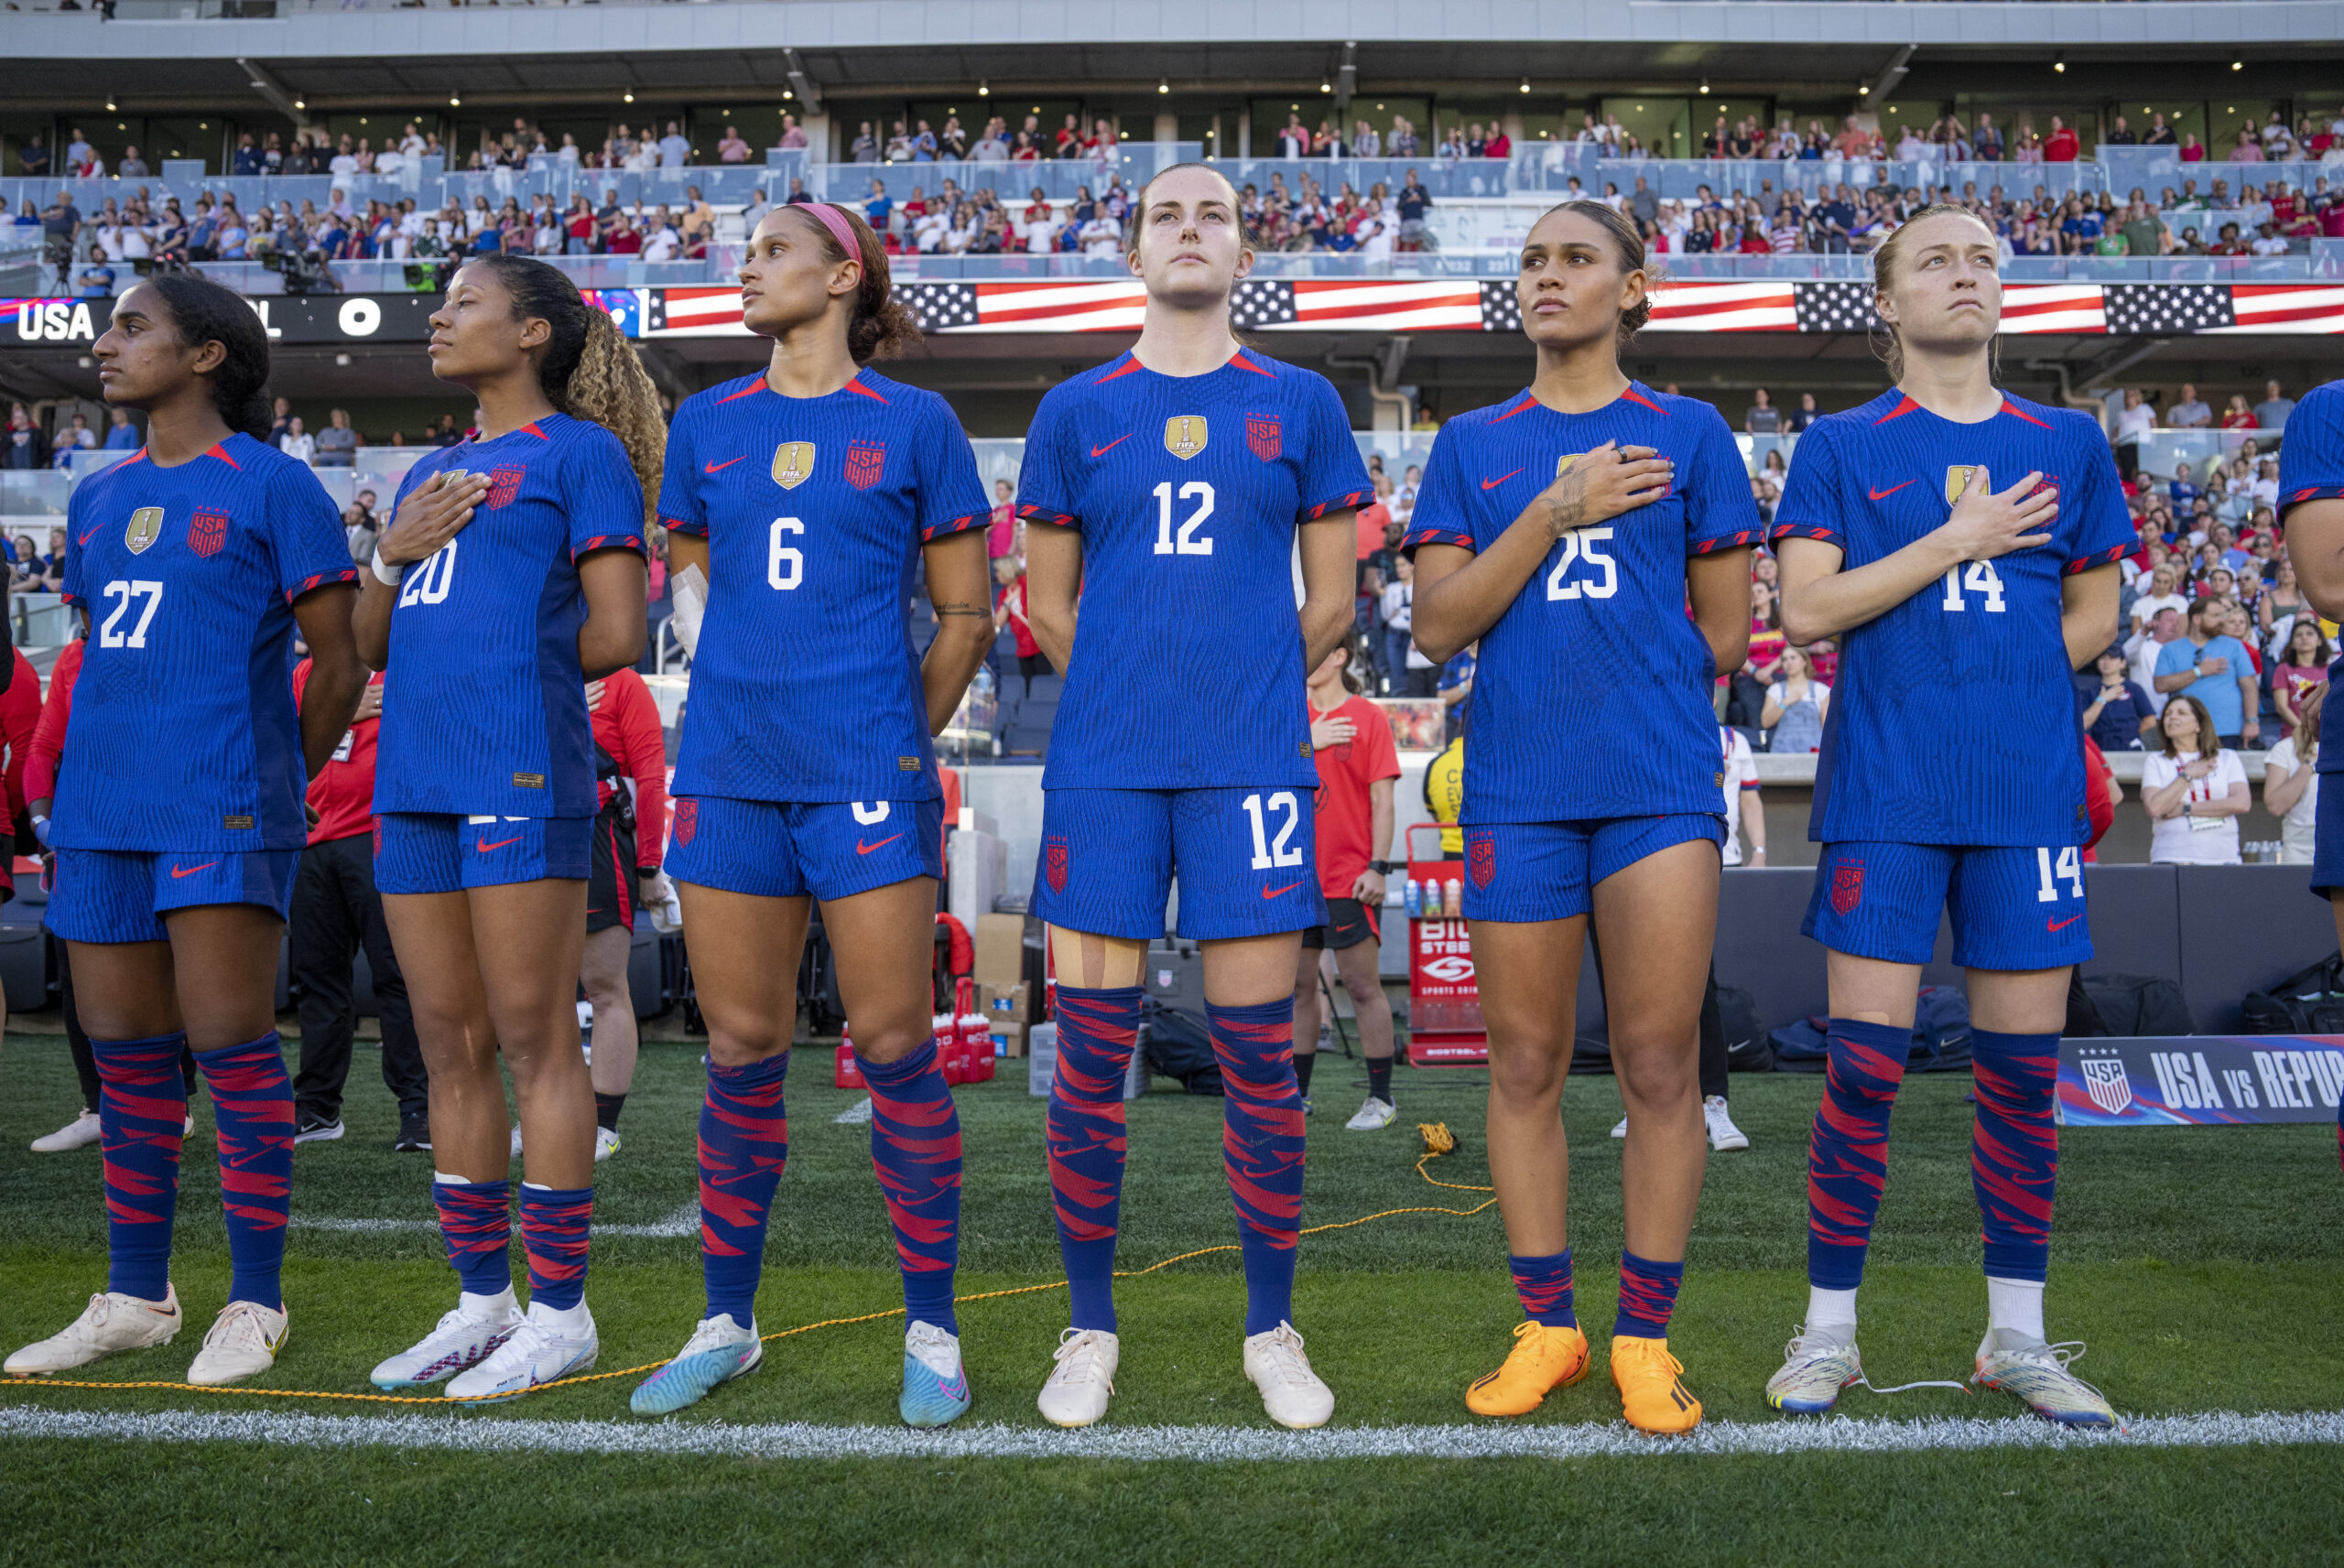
627,202,996,1427
1017,163,1370,1431
2273,375,2344,1167
4,276,365,1387
1763,207,2132,1427
359,255,660,1403
1406,202,1755,1435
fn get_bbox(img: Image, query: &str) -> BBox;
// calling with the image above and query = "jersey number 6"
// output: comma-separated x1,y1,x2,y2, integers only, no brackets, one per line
769,517,805,590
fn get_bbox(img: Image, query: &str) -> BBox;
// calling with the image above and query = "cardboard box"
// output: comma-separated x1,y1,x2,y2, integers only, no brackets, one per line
990,1022,1026,1058
973,913,1026,988
981,981,1035,1025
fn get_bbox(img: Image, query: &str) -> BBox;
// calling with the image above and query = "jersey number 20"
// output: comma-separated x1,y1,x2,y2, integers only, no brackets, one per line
397,542,458,607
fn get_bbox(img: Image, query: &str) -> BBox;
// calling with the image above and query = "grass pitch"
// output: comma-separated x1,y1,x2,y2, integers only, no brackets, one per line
2,1028,2339,1564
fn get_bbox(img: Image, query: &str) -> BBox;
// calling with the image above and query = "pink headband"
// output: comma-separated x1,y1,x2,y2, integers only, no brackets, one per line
795,201,863,260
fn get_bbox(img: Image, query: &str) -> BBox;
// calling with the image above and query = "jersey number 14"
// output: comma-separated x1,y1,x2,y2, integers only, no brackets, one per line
1940,559,2007,612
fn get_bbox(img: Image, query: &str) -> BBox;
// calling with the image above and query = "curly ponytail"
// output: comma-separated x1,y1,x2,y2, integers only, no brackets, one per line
787,203,921,363
472,252,667,533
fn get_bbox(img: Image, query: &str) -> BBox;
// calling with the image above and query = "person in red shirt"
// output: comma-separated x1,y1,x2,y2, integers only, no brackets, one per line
2043,116,2080,162
1290,633,1403,1128
25,636,201,1153
578,666,671,1159
288,658,428,1150
993,557,1046,696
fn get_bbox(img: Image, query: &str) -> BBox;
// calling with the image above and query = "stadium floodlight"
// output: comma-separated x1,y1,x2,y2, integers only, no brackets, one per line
624,92,635,103
1523,78,1534,95
782,48,823,113
978,80,990,97
1698,80,1709,96
2053,59,2067,73
1159,79,1169,94
2231,59,2244,70
104,98,116,112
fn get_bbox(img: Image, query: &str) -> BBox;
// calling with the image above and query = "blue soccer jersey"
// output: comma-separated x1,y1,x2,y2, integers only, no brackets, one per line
660,368,989,804
1016,347,1373,791
1403,383,1763,822
2278,380,2344,776
1770,390,2136,848
56,436,357,852
373,413,645,819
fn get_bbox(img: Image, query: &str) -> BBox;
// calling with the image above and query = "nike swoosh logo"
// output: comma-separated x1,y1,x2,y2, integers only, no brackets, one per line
477,837,522,852
1263,881,1302,899
1090,435,1131,458
169,862,219,879
856,835,904,855
78,527,100,546
2046,914,2083,933
1481,469,1523,490
1868,481,1915,501
704,457,746,473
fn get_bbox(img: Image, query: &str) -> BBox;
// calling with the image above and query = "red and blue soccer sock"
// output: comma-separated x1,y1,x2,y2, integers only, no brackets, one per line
1047,985,1141,1332
1509,1249,1576,1329
193,1033,295,1312
699,1050,789,1324
1208,997,1307,1336
861,1038,963,1336
93,1033,190,1304
1613,1251,1686,1340
431,1176,513,1298
1970,1029,2058,1290
1806,1017,1910,1292
519,1184,593,1312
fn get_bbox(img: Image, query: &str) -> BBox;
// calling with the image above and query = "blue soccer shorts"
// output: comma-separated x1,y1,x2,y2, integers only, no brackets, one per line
47,847,303,944
1032,786,1327,942
2310,773,2344,899
1802,840,2092,970
374,813,593,895
1460,815,1723,924
663,795,945,903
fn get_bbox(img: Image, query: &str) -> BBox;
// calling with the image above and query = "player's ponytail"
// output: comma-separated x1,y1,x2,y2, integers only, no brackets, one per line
475,252,666,533
146,274,272,441
789,203,920,364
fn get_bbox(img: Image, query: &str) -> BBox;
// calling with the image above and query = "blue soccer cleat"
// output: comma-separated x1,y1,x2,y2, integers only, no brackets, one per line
630,1314,763,1417
900,1321,972,1427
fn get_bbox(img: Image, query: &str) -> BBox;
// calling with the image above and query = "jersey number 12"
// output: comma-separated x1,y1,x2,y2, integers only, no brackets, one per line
1241,790,1305,870
1153,481,1215,557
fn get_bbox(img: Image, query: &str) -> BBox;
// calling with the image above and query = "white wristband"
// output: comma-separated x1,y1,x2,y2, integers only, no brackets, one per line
371,552,405,588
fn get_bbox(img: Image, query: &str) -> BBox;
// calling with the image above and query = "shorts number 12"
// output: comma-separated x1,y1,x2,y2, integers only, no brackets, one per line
1242,790,1305,870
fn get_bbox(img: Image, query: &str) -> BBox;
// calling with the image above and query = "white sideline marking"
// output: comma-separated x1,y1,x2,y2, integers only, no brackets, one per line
3,1406,2339,1462
289,1201,699,1239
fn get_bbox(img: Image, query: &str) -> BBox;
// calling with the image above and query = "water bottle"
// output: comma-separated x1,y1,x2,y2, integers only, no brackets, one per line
1405,878,1424,918
1443,878,1463,917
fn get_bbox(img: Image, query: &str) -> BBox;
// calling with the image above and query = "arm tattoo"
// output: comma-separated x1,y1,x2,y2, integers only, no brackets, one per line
1545,468,1590,533
931,600,992,618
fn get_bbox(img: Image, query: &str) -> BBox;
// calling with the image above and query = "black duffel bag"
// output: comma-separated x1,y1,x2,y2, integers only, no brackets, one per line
1139,998,1223,1096
2241,955,2344,1034
2070,971,2197,1037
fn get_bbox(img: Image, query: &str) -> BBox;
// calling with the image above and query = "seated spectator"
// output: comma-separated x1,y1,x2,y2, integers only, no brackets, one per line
2142,695,2249,865
313,408,360,468
2078,644,2157,751
2263,697,2323,865
1760,645,1829,752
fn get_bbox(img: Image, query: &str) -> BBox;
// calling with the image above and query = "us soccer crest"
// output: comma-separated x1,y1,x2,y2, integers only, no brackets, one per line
1829,859,1865,915
845,440,886,492
485,465,525,509
1556,452,1579,479
672,798,698,848
773,441,816,490
1945,464,1988,504
1044,836,1069,894
125,505,164,555
1246,415,1281,461
1468,834,1495,889
188,507,229,558
1163,416,1208,460
2078,1052,2133,1116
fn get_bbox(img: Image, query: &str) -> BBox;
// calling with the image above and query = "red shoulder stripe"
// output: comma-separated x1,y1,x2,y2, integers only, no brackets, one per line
844,376,889,404
205,442,242,470
1488,392,1541,424
1096,356,1145,383
1999,398,2052,429
1228,350,1275,377
1620,384,1669,416
1873,395,1922,425
717,379,772,404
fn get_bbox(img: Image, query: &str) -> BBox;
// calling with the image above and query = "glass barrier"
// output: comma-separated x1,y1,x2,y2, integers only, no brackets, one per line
0,471,73,518
11,594,73,653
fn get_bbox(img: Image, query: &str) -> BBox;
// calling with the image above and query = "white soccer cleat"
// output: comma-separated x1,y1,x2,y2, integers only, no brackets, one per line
5,1287,182,1376
1704,1096,1751,1152
630,1313,763,1416
1972,1329,2118,1428
1344,1097,1397,1131
593,1126,622,1162
900,1321,973,1427
187,1300,289,1386
445,1300,598,1404
1610,1115,1628,1140
371,1292,524,1390
1243,1321,1335,1430
1036,1327,1119,1428
1764,1323,1864,1414
30,1109,103,1152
